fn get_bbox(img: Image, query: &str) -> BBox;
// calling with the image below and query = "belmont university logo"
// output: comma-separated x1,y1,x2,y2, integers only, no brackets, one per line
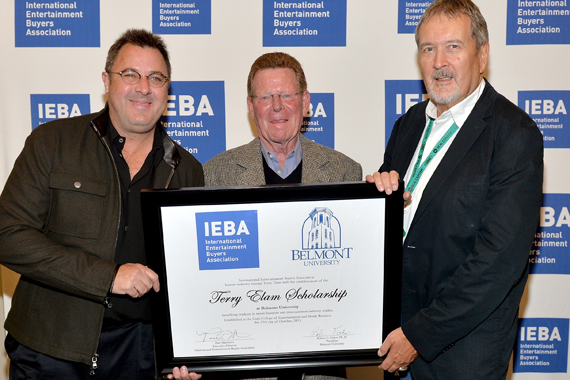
292,207,353,266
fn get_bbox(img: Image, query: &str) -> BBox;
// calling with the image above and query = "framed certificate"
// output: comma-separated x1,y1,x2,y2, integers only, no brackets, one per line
141,182,403,376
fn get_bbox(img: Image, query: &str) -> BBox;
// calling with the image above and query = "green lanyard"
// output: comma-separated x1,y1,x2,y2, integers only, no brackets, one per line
405,119,459,193
403,118,459,237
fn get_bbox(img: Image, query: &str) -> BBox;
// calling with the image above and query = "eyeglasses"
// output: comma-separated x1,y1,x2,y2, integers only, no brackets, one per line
109,69,170,88
251,92,301,104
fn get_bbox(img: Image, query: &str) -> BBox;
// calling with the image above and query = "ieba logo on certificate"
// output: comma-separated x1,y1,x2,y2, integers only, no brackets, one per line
195,210,259,270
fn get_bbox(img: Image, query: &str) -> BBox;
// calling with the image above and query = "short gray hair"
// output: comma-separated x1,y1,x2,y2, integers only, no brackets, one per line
415,0,489,51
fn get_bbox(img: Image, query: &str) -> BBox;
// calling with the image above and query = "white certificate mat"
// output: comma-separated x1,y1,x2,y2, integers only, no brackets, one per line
161,198,385,357
141,182,403,374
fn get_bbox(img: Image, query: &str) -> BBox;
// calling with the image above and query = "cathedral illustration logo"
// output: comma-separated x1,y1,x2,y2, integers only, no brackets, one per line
302,207,341,249
292,207,352,266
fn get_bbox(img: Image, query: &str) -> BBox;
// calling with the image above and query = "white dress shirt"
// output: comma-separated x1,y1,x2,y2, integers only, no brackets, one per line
402,80,486,238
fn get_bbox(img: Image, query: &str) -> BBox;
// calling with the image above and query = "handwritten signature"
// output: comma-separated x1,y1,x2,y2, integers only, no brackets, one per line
196,328,252,342
311,326,354,339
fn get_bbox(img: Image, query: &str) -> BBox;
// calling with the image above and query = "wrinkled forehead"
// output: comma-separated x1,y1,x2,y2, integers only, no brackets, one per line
418,13,473,44
252,68,299,92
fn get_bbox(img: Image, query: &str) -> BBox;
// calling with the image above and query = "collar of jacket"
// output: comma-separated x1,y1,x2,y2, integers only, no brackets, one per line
90,104,181,170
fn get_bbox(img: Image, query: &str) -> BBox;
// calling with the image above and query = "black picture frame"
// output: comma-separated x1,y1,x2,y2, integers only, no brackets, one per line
141,182,403,376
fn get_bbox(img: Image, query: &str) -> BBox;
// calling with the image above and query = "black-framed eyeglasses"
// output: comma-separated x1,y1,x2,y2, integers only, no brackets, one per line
109,69,170,88
251,92,301,104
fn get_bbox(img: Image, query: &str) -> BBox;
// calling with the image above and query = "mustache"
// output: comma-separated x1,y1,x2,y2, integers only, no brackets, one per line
432,69,456,80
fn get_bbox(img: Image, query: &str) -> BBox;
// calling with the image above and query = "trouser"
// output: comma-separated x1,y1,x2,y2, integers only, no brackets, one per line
6,322,155,380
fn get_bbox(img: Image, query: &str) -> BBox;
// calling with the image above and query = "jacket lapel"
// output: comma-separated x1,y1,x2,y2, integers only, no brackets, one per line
234,138,267,186
394,110,429,178
299,135,330,183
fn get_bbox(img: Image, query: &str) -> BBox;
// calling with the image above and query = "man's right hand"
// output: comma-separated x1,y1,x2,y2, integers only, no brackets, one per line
111,263,160,298
378,328,418,373
366,170,411,201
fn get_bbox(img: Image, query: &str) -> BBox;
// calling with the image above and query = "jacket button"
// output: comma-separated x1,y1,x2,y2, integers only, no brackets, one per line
74,181,81,189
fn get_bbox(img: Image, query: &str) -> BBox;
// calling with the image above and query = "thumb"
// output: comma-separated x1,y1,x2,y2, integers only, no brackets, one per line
378,338,391,357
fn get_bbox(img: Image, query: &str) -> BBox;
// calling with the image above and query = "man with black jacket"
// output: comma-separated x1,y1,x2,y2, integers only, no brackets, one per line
367,1,543,379
0,29,203,379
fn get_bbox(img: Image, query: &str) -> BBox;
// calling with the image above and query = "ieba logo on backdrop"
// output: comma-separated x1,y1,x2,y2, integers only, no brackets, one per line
519,90,569,148
514,318,569,373
15,0,100,47
384,80,428,146
302,93,334,149
263,0,347,47
152,0,211,35
530,193,570,275
398,0,433,34
161,81,226,164
195,210,259,271
292,207,352,266
506,0,570,45
30,94,90,129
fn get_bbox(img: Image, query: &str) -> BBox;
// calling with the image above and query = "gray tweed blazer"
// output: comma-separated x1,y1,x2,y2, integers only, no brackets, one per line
204,135,362,187
203,134,359,380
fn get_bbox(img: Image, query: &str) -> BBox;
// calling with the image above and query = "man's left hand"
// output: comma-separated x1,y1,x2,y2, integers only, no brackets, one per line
365,171,411,201
378,328,418,373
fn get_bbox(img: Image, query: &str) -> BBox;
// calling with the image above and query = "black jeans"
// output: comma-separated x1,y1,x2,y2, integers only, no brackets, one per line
6,322,155,380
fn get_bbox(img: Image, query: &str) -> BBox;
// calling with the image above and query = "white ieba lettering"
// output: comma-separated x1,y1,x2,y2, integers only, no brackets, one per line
204,221,250,237
395,93,429,115
541,206,570,227
520,326,562,341
163,95,214,116
306,102,327,117
38,103,81,119
525,99,567,115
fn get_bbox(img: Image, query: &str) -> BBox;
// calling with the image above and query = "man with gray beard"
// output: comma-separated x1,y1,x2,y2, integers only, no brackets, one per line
367,0,543,379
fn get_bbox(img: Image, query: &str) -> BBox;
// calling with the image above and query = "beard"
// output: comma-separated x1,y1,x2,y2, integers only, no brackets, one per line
426,69,461,106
